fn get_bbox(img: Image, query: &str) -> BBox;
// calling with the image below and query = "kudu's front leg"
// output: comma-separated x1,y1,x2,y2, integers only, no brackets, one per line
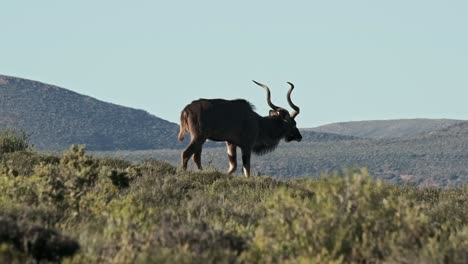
241,148,251,177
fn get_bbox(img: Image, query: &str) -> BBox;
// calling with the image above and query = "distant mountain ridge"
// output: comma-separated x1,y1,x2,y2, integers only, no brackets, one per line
5,75,468,186
105,120,468,187
417,121,468,139
310,119,464,139
0,75,355,151
0,74,181,151
300,130,358,141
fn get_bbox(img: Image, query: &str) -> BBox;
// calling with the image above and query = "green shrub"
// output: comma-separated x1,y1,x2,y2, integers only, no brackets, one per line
244,169,468,263
0,148,467,263
0,151,59,177
0,129,31,154
0,216,80,263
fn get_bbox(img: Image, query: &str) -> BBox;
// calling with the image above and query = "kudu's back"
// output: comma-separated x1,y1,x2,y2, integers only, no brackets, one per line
178,99,258,144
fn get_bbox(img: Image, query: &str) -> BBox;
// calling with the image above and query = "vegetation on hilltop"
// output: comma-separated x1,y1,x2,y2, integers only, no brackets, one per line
420,121,468,139
0,131,467,263
0,129,31,154
300,130,358,141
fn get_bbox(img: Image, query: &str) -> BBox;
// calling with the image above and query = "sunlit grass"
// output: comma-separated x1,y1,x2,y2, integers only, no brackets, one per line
0,145,467,263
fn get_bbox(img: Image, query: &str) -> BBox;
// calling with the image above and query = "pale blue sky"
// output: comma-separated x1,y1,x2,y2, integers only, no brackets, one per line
1,1,467,127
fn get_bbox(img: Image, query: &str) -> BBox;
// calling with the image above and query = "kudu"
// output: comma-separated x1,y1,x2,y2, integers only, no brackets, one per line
178,81,302,177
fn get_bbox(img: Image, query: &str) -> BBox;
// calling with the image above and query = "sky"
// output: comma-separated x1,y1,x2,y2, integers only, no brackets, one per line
1,1,467,127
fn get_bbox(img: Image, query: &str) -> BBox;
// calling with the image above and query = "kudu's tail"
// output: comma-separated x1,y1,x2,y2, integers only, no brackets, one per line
178,111,187,142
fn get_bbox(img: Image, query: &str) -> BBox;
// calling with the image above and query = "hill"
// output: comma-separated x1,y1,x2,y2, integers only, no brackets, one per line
310,119,463,139
417,121,468,139
0,75,359,151
0,147,467,263
299,129,358,141
0,74,181,151
98,122,468,187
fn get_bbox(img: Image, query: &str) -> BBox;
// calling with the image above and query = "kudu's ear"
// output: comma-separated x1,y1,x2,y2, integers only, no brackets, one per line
269,110,278,117
273,109,289,119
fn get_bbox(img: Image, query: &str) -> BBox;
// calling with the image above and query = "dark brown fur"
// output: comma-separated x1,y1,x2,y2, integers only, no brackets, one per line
178,95,302,177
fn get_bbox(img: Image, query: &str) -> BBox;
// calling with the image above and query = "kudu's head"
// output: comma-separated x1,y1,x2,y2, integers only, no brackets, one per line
253,81,303,142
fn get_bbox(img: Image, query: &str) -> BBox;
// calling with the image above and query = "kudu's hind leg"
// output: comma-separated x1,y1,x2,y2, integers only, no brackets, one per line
181,144,195,171
181,137,205,171
193,147,203,170
226,142,237,174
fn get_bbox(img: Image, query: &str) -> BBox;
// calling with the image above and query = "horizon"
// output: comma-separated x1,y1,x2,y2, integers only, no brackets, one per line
3,73,466,129
1,1,467,127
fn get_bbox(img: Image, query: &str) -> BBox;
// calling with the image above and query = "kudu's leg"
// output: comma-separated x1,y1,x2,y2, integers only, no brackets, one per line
181,144,195,171
240,148,251,177
181,137,205,171
193,147,203,170
226,142,237,174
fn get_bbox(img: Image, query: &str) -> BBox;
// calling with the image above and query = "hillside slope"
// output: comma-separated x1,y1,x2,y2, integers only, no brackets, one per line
0,75,358,151
310,119,463,139
299,130,358,141
0,74,181,151
418,121,468,139
101,122,468,187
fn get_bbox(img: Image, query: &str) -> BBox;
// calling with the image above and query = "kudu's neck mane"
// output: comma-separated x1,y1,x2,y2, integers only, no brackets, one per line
252,115,287,155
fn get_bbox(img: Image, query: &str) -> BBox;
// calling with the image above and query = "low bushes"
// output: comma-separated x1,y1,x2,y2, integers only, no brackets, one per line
0,145,467,263
0,129,31,154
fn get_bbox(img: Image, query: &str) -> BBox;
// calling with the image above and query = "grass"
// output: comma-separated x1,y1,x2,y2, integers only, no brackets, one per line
0,144,467,263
